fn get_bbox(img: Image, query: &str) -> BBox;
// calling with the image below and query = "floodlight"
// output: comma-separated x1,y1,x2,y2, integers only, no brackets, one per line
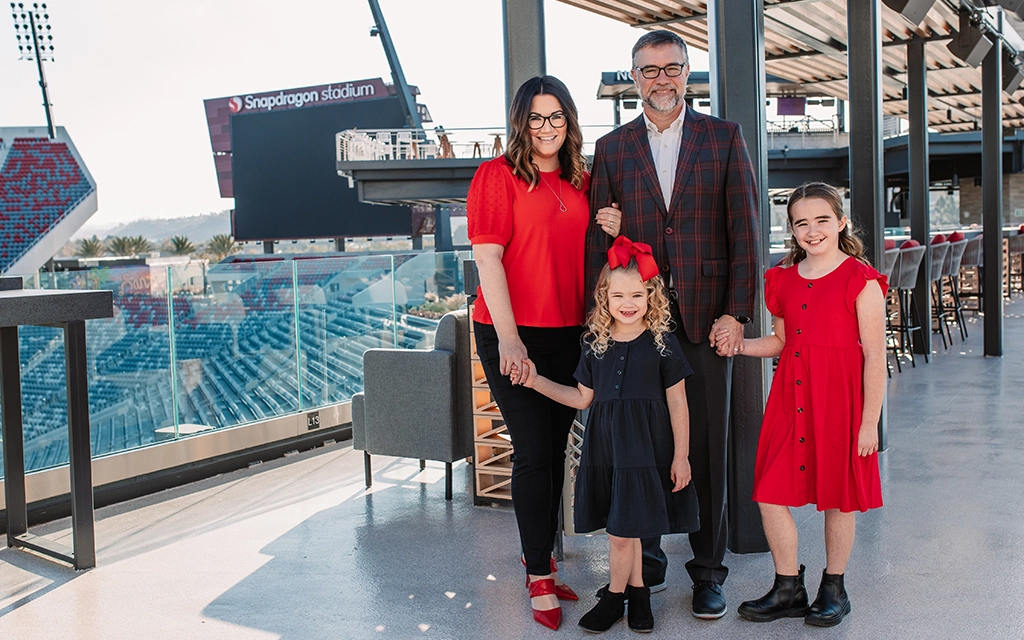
882,0,936,26
947,13,993,68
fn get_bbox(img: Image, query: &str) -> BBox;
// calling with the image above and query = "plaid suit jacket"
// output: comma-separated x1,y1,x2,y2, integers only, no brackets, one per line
587,107,760,344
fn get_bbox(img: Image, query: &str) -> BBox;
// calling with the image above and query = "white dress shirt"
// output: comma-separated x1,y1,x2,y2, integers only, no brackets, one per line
643,107,686,207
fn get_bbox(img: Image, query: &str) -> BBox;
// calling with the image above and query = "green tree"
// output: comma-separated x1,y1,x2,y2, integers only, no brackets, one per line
129,235,152,255
206,233,238,261
169,235,196,256
77,235,106,258
108,236,134,257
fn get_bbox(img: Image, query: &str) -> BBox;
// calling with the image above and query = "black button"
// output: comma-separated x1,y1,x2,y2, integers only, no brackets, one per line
795,352,800,357
808,283,813,288
665,227,674,235
614,384,619,389
796,380,802,385
797,407,803,413
802,304,807,309
799,437,805,443
800,465,806,471
620,356,624,360
617,370,622,375
661,264,670,272
796,329,802,334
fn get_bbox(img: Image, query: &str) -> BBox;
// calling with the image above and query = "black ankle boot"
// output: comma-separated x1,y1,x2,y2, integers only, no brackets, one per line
626,584,654,632
805,570,851,627
737,564,809,622
579,588,625,633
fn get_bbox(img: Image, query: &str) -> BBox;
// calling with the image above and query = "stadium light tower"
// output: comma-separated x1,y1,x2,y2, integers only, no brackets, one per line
10,2,56,138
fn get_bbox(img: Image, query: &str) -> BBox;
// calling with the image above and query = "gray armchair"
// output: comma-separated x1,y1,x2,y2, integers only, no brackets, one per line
351,308,473,500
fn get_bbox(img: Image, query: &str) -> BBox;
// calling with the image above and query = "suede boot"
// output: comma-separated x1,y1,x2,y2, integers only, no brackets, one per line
579,588,625,633
805,570,851,627
626,584,654,633
737,564,810,622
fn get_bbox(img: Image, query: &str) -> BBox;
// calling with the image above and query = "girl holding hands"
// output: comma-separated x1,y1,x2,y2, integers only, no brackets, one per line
513,237,699,633
722,182,886,627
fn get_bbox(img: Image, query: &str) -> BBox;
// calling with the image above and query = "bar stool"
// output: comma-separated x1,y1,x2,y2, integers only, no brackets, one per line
927,235,951,350
891,241,928,368
958,235,983,314
880,245,901,375
940,232,969,341
1008,228,1024,295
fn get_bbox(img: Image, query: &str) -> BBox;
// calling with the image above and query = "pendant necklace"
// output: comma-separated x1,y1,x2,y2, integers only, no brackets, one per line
541,174,567,212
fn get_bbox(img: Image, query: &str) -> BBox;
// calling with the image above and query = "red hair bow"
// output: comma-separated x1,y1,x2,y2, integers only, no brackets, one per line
607,235,660,282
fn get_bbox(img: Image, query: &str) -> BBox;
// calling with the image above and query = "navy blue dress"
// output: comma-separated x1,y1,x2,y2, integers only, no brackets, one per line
572,330,700,538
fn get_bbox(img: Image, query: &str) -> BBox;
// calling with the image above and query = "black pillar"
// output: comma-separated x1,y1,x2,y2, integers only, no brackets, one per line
501,0,545,127
434,205,453,252
263,241,274,254
334,238,346,252
982,40,1004,356
908,36,932,358
708,0,769,555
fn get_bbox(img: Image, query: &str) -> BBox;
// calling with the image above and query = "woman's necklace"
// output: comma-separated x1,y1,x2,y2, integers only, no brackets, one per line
540,174,567,212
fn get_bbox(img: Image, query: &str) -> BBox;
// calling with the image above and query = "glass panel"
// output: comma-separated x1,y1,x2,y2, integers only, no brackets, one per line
15,324,69,473
296,254,396,409
392,251,471,350
174,259,300,431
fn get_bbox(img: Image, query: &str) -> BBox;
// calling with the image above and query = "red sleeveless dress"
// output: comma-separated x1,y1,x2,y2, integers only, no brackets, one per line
752,256,885,512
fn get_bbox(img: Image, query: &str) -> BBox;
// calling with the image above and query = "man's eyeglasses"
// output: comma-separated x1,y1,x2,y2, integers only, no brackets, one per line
528,112,567,129
636,63,687,79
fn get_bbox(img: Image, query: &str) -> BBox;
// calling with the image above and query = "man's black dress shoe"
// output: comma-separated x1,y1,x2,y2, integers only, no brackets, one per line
691,581,726,619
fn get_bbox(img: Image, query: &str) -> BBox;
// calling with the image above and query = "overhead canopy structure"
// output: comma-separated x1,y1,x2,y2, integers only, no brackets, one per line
559,0,1024,133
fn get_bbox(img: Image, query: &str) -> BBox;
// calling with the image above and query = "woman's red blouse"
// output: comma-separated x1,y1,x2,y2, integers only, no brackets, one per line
467,157,590,327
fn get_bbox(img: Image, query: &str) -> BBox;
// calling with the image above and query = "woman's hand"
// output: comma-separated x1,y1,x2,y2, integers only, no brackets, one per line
858,422,879,457
498,335,529,377
670,457,692,491
595,203,622,238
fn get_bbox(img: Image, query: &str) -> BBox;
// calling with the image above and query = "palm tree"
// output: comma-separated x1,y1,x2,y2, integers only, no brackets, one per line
108,236,134,257
77,235,106,258
169,235,196,256
129,235,152,256
206,233,238,262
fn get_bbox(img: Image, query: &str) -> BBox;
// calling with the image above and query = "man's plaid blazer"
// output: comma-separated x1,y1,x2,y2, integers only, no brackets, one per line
586,107,760,344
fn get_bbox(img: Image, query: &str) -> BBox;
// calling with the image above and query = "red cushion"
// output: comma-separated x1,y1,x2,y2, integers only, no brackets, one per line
947,231,965,242
900,239,920,249
1019,224,1024,234
884,238,897,250
930,234,947,244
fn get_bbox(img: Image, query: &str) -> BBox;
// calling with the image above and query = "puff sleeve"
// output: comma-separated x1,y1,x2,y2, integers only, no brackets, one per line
658,332,693,389
574,344,594,389
764,266,784,318
845,261,888,315
467,158,516,246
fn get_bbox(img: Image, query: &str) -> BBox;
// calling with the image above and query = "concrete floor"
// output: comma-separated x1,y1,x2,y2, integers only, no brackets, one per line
2,299,1023,639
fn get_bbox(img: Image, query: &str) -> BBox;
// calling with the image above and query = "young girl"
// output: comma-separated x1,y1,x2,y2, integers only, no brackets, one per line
512,236,700,633
725,182,886,628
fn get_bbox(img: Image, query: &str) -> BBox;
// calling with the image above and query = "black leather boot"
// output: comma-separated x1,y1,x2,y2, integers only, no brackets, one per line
805,570,851,627
626,584,654,632
579,588,625,633
737,564,809,622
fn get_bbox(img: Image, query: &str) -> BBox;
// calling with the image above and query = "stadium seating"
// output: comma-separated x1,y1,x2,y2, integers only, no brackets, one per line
0,138,93,272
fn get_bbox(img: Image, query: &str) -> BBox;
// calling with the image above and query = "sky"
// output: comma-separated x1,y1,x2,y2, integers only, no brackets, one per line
2,0,715,234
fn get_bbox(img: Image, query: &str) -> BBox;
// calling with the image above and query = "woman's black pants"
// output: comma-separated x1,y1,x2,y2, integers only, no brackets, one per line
474,321,582,577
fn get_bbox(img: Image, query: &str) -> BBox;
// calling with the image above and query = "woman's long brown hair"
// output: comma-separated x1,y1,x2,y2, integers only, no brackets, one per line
504,75,587,191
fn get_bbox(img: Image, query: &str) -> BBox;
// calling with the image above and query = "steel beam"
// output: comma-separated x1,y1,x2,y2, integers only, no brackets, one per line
708,0,769,555
502,0,546,128
982,38,1004,356
908,36,932,358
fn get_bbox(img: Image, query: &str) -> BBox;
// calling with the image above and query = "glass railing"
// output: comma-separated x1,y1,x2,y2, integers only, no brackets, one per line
0,250,472,478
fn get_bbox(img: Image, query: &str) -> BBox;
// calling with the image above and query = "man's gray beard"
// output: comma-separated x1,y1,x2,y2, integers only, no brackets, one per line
643,90,681,113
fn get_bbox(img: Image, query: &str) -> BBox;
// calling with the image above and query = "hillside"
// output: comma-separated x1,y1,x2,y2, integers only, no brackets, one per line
73,210,231,244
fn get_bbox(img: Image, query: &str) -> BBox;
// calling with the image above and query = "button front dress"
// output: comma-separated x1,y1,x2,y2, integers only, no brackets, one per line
753,256,886,513
573,330,700,538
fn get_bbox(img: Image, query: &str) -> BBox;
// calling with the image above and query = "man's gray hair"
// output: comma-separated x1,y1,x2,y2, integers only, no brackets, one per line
631,30,689,68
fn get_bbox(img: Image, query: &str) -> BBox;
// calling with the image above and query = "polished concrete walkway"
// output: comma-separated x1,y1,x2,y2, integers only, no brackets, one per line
2,299,1023,639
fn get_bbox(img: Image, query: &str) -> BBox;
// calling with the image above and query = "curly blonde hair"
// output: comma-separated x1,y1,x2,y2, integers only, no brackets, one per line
585,260,673,357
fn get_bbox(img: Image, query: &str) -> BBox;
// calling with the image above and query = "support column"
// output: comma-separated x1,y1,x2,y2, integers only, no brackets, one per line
709,0,769,555
502,0,545,125
847,3,888,450
982,39,1004,356
908,36,932,358
334,238,346,252
263,241,274,255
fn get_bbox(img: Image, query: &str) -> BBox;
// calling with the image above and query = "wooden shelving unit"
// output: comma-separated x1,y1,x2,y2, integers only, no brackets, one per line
470,311,513,505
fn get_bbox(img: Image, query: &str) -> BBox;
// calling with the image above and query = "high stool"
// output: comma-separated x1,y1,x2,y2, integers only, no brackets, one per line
958,235,983,314
940,234,969,341
927,237,951,350
881,247,902,375
1008,231,1024,296
891,242,928,368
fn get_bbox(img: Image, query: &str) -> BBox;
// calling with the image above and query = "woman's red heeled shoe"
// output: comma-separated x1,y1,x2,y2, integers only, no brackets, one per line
529,578,562,630
522,558,580,601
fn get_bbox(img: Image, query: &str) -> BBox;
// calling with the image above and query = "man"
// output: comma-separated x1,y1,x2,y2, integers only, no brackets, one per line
587,29,759,619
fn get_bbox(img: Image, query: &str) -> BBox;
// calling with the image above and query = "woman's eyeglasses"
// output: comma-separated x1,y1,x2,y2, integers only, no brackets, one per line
636,63,686,79
527,112,567,129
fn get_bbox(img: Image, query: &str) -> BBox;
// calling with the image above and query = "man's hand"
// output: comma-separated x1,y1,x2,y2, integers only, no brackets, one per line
709,315,744,357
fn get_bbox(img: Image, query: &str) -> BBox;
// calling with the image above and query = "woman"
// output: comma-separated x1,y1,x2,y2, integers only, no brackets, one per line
467,76,612,631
